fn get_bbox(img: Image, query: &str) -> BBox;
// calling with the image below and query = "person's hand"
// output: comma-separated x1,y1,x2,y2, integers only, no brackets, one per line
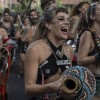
51,75,74,99
53,72,79,99
51,75,66,92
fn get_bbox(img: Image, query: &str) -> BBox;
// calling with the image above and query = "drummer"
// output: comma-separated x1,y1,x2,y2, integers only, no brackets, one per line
24,6,74,100
77,2,100,100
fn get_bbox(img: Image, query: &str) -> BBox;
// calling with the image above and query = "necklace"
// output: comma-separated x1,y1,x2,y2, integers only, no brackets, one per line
45,38,71,66
90,28,100,51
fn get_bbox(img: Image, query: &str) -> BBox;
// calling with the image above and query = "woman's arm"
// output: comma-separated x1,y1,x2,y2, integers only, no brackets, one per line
24,43,63,96
77,31,96,66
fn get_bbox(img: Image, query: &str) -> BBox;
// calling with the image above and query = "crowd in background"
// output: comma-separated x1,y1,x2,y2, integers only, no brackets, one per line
0,0,100,100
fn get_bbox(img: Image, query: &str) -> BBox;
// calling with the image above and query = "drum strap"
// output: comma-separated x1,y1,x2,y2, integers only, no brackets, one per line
89,29,100,52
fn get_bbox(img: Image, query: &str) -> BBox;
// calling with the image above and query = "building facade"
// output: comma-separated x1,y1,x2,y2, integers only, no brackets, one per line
0,0,17,10
61,0,91,4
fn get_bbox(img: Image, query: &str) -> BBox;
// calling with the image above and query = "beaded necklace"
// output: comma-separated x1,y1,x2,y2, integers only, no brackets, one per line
89,28,100,52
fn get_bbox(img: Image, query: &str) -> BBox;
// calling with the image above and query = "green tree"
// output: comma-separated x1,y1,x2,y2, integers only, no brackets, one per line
56,0,62,7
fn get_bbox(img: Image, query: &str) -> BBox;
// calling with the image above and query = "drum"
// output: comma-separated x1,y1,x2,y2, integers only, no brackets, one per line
61,66,96,100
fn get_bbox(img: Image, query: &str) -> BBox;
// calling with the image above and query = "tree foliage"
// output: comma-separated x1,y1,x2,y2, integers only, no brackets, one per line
17,0,36,10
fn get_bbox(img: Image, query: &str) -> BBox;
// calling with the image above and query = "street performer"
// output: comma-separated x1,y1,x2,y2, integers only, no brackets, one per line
77,2,100,100
24,6,74,100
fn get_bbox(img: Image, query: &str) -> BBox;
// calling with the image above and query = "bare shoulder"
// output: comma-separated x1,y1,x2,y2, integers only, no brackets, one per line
79,31,92,48
80,30,92,40
27,39,46,53
26,39,46,65
0,28,6,32
82,30,91,35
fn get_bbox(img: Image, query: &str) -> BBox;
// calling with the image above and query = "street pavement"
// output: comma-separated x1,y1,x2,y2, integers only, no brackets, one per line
7,54,28,100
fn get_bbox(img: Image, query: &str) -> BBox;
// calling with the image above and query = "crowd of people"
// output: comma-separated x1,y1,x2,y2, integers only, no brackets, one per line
0,0,100,100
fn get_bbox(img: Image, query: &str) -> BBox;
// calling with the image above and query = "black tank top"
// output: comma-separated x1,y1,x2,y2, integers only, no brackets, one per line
37,38,71,83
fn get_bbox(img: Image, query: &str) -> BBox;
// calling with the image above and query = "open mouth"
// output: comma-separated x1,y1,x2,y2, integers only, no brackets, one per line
61,28,68,34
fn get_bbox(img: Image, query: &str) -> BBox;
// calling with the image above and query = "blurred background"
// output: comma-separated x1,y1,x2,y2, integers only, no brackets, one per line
0,0,99,13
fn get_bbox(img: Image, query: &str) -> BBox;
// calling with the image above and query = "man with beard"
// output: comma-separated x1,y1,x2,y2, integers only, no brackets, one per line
29,9,39,26
25,0,56,43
